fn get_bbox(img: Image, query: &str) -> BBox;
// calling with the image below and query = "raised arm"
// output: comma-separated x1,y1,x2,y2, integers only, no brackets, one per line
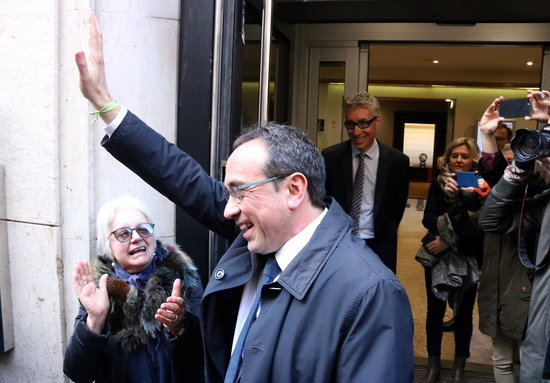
74,11,238,239
75,11,120,124
479,97,504,155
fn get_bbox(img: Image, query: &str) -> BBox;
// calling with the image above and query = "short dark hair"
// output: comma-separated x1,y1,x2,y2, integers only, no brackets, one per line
497,123,513,141
234,123,326,209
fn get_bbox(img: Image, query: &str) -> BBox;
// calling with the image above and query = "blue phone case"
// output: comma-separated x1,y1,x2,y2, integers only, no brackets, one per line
453,172,481,188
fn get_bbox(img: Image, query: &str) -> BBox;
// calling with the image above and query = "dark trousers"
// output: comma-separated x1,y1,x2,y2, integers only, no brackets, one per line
424,267,477,358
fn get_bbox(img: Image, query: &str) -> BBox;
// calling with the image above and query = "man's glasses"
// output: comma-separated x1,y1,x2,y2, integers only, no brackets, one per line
344,115,378,130
225,175,287,203
110,223,155,243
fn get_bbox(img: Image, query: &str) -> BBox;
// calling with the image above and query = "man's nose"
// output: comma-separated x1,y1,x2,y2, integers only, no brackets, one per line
351,125,363,135
224,197,240,220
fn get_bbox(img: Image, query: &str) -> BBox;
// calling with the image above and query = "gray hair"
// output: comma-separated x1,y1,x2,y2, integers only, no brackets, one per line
343,91,381,116
95,195,154,257
234,122,326,209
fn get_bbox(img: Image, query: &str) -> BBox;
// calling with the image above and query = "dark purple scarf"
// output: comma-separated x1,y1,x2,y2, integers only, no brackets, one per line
113,245,168,291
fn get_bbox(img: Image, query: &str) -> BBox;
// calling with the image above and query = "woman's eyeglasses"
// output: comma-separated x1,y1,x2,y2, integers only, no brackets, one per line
110,223,155,243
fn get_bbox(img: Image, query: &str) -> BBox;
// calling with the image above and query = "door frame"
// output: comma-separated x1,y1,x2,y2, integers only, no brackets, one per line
393,111,448,170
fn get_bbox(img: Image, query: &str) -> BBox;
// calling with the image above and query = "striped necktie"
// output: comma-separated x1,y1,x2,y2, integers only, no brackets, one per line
351,152,367,235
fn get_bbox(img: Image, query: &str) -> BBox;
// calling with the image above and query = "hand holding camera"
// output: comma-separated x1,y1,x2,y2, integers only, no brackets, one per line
501,90,550,168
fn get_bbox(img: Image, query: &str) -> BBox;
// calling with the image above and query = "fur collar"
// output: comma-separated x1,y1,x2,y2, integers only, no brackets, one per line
94,242,199,353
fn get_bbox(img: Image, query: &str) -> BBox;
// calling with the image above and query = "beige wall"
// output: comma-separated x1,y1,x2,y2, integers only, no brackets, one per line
0,1,180,381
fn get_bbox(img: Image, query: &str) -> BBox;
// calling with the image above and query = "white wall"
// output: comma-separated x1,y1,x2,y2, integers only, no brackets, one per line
0,0,181,381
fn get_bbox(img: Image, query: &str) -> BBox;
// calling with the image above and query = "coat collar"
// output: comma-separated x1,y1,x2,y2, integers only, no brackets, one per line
204,198,351,301
277,198,350,300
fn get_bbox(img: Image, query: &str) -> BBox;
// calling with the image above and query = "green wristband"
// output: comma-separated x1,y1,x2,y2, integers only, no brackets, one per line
89,100,119,123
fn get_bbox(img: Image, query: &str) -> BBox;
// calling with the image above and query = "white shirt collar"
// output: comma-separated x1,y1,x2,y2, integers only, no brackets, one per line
274,208,328,272
351,139,379,159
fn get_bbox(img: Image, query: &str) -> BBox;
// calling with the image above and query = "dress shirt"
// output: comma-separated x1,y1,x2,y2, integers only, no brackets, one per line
351,141,378,239
231,207,328,353
104,107,128,137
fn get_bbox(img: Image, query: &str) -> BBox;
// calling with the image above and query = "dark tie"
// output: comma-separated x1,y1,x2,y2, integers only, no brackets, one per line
224,255,280,383
351,153,366,235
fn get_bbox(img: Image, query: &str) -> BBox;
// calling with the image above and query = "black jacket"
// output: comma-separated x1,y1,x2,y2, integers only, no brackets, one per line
322,139,409,271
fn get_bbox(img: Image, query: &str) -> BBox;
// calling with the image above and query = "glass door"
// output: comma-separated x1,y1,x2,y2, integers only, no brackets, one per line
306,47,360,150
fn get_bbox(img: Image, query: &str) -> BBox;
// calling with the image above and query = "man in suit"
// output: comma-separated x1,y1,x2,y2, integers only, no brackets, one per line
322,92,409,272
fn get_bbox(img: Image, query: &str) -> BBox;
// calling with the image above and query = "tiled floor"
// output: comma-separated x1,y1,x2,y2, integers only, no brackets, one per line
397,199,494,372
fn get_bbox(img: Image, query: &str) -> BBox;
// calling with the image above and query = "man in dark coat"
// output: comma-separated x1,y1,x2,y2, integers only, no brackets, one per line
322,92,409,272
74,12,414,383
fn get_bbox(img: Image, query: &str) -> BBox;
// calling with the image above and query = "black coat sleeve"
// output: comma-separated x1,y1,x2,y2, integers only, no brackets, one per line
102,111,239,240
392,152,410,228
422,180,442,235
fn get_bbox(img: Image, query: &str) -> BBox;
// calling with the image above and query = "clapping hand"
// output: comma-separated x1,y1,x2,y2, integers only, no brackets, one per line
156,278,187,336
72,260,109,333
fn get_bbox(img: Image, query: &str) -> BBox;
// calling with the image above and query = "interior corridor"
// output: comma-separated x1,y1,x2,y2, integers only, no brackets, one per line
397,197,497,379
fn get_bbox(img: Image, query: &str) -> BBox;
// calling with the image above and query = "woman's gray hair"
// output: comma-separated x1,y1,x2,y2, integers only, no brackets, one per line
234,122,326,209
95,195,154,257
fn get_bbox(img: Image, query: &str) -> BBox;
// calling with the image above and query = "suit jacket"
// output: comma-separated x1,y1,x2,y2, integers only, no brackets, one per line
102,111,414,383
322,139,409,272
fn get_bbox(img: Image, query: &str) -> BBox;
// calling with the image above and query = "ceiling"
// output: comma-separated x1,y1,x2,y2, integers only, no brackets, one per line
368,43,542,87
272,0,550,23
245,1,548,88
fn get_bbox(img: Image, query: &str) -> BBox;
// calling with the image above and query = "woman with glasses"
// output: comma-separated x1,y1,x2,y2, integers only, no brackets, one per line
63,195,204,383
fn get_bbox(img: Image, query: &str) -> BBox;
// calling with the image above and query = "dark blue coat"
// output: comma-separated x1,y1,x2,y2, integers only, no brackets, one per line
103,111,414,383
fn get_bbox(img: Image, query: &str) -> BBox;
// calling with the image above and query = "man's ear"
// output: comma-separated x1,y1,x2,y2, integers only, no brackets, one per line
285,173,308,210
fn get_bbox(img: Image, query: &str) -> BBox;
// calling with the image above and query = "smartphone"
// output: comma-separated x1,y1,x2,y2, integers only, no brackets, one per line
499,98,532,118
453,172,481,188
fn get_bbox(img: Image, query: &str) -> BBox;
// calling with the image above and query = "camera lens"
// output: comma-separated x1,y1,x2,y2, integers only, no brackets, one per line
511,127,550,164
518,134,541,156
511,129,542,163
